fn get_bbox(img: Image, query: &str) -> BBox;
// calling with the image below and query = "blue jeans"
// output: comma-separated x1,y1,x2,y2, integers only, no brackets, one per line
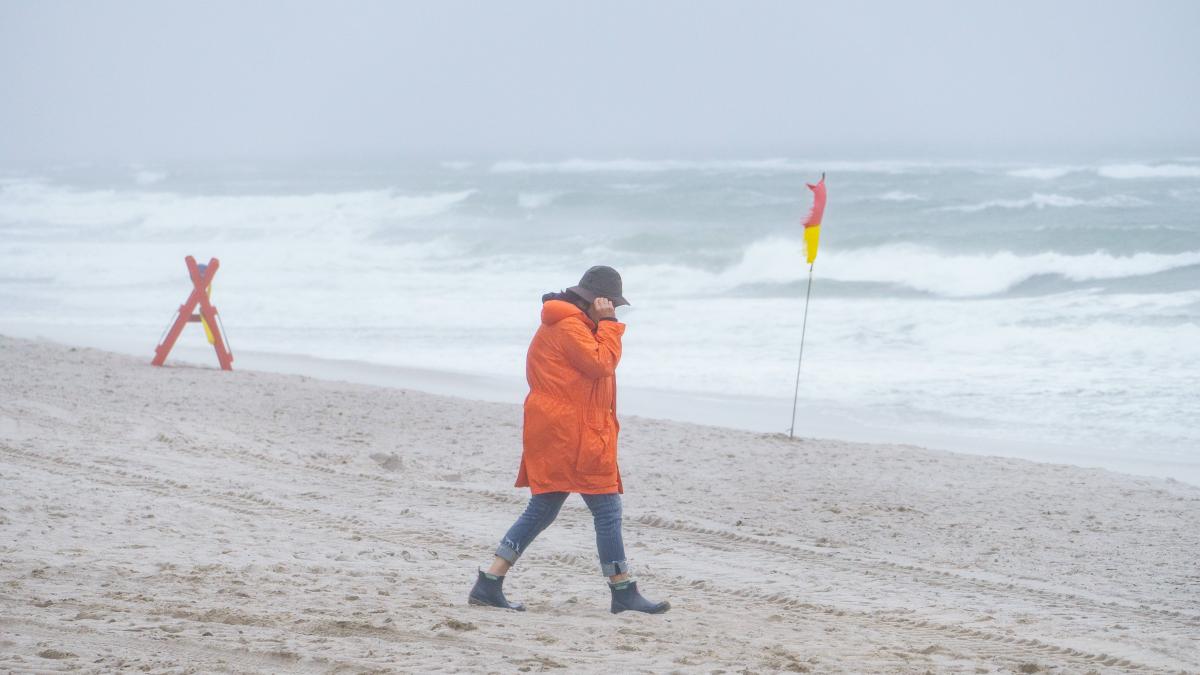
495,492,629,577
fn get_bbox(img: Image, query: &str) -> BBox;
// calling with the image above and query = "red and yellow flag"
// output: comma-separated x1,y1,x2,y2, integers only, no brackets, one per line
802,174,826,264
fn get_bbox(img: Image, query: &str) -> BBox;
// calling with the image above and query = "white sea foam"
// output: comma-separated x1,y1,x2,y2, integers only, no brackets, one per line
1007,163,1200,180
940,192,1149,212
133,169,169,185
1169,187,1200,201
490,158,972,174
826,246,1200,296
488,157,1200,179
1007,166,1079,180
517,191,560,209
0,181,474,238
630,239,1200,298
1097,163,1200,179
875,190,924,202
492,158,798,173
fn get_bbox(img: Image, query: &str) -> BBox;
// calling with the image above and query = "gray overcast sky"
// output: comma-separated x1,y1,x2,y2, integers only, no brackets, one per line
2,0,1198,162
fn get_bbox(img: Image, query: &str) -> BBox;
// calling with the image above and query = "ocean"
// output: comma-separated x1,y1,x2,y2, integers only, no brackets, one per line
2,157,1198,478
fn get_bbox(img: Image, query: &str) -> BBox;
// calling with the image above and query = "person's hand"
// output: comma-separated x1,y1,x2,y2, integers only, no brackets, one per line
592,297,616,320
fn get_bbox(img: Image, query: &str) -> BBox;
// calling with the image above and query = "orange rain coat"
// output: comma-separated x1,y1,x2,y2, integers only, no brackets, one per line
515,299,624,494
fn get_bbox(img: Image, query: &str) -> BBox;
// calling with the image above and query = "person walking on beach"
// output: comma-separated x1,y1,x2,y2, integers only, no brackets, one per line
468,266,670,615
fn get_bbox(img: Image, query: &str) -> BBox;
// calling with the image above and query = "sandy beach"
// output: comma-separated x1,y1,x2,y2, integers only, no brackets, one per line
1,334,1198,673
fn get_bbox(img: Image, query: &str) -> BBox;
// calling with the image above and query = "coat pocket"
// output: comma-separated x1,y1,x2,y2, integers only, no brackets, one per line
576,417,616,475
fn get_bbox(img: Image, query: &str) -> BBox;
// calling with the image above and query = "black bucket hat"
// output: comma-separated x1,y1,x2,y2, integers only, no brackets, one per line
568,265,629,307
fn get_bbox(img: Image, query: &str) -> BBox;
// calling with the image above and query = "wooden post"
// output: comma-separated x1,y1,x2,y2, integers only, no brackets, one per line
152,256,234,370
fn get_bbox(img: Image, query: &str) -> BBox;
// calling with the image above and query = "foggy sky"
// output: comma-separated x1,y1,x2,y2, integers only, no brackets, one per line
2,0,1198,162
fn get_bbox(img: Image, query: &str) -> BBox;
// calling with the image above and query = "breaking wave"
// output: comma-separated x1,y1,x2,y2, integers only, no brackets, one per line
1006,166,1079,180
489,158,973,174
492,158,798,173
875,190,925,202
486,158,1200,181
985,163,1200,181
639,238,1200,298
517,192,561,209
0,180,474,238
939,192,1149,212
1097,163,1200,179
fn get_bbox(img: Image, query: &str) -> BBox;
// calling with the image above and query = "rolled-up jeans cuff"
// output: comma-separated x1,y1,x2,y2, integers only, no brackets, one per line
601,559,630,576
495,541,520,565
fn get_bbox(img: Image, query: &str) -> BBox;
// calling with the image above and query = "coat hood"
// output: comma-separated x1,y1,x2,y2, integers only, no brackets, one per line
541,299,592,327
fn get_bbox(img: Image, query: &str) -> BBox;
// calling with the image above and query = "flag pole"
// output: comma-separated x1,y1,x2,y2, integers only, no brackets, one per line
788,261,816,439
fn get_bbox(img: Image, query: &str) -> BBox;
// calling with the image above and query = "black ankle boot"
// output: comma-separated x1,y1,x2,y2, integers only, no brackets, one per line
609,580,670,614
468,570,525,611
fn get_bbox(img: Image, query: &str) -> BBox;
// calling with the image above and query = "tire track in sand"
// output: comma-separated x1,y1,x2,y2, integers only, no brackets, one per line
441,484,1200,625
0,615,339,674
199,442,1200,633
0,444,422,548
3,444,1180,673
1,602,589,674
181,441,1200,633
527,551,1167,674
